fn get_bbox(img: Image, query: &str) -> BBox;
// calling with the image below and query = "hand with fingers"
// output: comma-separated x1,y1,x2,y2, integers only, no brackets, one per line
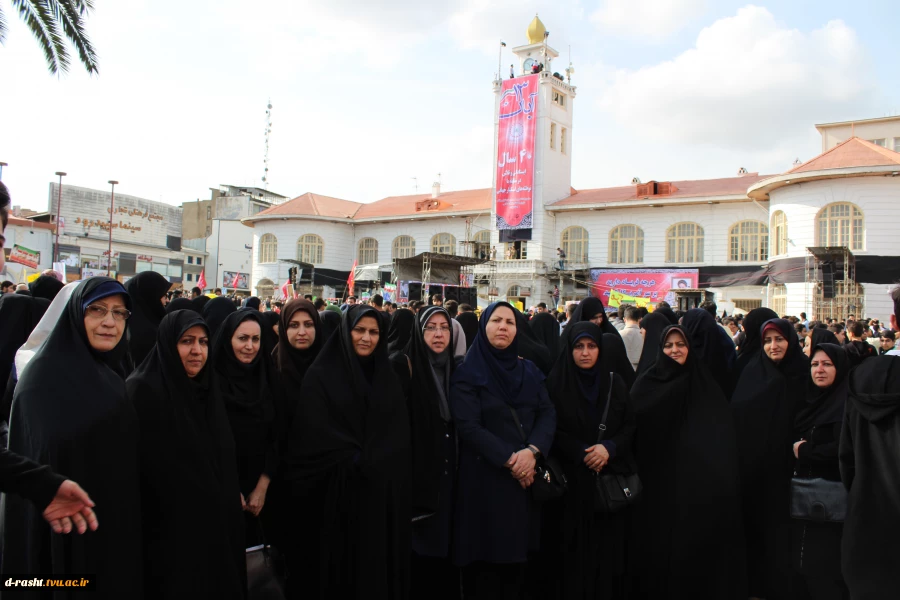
584,444,610,473
43,480,99,535
506,449,536,482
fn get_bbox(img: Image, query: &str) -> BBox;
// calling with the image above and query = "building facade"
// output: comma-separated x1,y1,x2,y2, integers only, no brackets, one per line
0,215,55,282
241,17,900,322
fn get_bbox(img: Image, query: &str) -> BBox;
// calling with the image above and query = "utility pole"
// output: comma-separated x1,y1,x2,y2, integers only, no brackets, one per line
53,172,67,262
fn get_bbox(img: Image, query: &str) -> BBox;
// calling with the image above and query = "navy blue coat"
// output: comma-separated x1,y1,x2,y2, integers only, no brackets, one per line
450,358,556,566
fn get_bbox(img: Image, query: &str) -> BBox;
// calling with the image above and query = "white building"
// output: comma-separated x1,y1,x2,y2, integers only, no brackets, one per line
241,16,900,322
0,215,55,283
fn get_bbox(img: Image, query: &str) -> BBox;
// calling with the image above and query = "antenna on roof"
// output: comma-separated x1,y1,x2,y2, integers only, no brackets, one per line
262,99,273,189
411,177,418,193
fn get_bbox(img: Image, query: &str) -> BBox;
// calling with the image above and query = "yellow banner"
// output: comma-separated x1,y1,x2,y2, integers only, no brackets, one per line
609,290,654,310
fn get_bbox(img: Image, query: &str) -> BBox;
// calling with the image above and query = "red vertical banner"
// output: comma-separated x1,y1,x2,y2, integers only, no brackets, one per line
495,74,539,230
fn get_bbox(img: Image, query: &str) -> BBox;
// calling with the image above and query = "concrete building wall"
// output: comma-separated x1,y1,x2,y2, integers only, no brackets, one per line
818,117,900,152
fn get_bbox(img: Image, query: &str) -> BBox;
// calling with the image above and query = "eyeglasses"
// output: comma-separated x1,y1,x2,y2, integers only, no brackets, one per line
85,304,131,321
423,325,451,334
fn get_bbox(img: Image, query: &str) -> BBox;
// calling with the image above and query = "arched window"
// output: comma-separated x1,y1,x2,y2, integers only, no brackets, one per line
507,285,522,297
392,235,416,259
256,278,276,298
296,234,324,264
666,222,704,263
561,226,589,263
357,237,378,264
729,221,768,262
258,233,277,264
817,203,864,250
771,211,788,256
609,224,644,264
431,233,456,255
473,230,491,259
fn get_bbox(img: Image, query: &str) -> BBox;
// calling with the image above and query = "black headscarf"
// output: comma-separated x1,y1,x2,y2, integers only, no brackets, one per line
28,274,64,301
201,296,237,339
570,296,619,335
191,294,211,313
258,310,280,365
285,304,411,597
631,325,746,595
3,277,143,591
514,306,554,376
682,308,737,397
601,332,638,389
456,311,479,351
734,307,778,376
387,307,415,355
166,297,196,314
241,296,261,311
636,312,671,375
399,306,455,516
275,299,323,392
124,271,171,366
548,322,608,408
654,306,679,325
127,310,245,597
809,327,839,349
319,308,341,340
795,343,849,432
453,302,540,404
530,311,560,358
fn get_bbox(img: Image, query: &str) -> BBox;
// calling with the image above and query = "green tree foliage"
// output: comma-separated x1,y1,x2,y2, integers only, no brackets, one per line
0,0,98,75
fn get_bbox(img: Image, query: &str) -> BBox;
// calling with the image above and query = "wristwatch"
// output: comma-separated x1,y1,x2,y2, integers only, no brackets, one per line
527,445,541,458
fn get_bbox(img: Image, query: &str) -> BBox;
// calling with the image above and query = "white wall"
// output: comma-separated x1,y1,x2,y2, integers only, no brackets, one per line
209,220,254,290
0,224,53,281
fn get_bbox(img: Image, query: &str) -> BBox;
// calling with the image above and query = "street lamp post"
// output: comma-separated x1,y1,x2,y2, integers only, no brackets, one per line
107,180,118,277
0,162,7,179
54,172,67,263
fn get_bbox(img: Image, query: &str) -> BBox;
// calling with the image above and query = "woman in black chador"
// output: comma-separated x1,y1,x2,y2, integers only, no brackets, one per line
542,322,636,599
529,310,561,358
1,277,143,597
387,306,416,354
202,295,237,338
123,270,171,367
631,325,746,599
791,343,850,599
127,310,245,598
390,305,460,599
732,318,808,600
212,310,278,547
570,296,619,335
286,304,412,599
635,312,670,376
451,302,556,600
681,308,737,397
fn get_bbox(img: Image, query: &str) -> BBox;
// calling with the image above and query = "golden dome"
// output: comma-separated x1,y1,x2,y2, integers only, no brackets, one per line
526,14,547,44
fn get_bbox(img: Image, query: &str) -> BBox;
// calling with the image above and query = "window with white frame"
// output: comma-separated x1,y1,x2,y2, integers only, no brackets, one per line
552,90,566,108
431,233,456,255
357,238,378,264
771,211,788,256
729,221,769,262
894,138,900,152
816,203,864,250
297,234,324,264
259,233,277,263
771,284,787,316
869,138,886,147
666,222,704,263
561,226,588,263
609,225,644,264
392,235,416,259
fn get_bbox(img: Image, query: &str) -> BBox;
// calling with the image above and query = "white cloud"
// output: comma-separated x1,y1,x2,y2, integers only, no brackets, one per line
598,5,875,151
591,0,707,39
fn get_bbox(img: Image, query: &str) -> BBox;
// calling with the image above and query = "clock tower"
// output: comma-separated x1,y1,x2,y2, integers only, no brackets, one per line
491,15,576,270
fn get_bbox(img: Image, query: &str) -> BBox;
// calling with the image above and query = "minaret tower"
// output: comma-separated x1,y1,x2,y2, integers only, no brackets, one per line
491,15,576,268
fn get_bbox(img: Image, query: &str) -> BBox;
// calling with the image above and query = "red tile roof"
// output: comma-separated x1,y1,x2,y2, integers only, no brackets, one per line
787,137,900,173
551,173,772,207
354,188,491,219
6,216,56,231
256,192,362,219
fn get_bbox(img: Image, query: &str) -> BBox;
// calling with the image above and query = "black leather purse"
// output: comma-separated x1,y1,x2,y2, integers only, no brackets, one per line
594,373,642,513
507,406,567,504
246,524,286,600
790,477,847,522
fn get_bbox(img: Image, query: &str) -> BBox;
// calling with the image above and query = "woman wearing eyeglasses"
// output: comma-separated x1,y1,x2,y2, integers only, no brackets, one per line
390,306,460,599
1,277,144,596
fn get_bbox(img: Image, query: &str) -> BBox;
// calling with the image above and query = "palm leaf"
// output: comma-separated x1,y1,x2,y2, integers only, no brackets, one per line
50,0,99,74
12,0,69,74
0,6,8,44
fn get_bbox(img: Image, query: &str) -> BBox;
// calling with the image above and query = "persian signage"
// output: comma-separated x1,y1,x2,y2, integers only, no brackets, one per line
589,269,700,306
9,244,40,269
495,74,538,230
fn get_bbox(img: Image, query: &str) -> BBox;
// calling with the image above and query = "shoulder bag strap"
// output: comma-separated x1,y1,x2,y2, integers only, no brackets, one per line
507,406,529,445
596,372,615,444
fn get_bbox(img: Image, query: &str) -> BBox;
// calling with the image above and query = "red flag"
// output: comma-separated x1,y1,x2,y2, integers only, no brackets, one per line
281,279,290,299
197,269,207,290
232,272,241,288
346,260,357,297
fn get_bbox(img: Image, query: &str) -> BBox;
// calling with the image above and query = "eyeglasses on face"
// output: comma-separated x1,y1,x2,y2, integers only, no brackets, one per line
85,304,132,321
423,325,451,334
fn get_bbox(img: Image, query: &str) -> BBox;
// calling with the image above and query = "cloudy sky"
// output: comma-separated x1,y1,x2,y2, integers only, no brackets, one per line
1,0,896,211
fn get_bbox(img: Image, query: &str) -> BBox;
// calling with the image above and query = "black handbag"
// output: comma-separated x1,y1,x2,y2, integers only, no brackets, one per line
507,406,567,504
594,373,642,513
246,525,286,600
790,477,847,523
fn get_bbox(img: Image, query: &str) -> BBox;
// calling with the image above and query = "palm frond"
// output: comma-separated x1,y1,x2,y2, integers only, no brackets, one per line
12,0,69,74
51,0,99,74
0,6,8,44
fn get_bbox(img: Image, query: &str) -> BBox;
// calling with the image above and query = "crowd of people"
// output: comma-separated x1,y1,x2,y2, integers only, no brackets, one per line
2,184,900,599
